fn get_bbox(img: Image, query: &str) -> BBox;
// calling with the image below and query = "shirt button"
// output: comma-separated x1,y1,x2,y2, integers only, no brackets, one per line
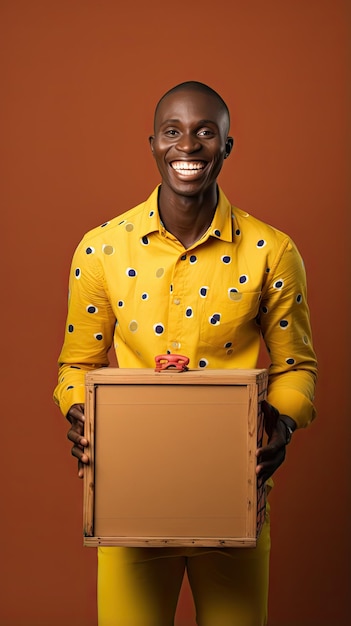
172,341,181,349
173,298,181,305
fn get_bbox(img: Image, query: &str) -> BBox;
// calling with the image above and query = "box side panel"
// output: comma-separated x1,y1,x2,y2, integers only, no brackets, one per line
256,373,268,535
93,384,253,540
83,383,95,537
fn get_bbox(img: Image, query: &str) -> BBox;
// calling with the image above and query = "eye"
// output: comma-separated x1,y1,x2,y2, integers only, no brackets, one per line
197,128,215,137
164,128,179,136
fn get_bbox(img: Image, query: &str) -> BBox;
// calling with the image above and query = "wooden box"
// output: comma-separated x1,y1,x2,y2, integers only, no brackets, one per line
83,368,268,548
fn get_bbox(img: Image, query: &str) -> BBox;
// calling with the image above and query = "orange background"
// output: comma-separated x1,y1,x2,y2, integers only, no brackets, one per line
1,1,350,625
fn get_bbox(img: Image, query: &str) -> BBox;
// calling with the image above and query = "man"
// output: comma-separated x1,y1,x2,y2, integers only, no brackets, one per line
54,81,317,626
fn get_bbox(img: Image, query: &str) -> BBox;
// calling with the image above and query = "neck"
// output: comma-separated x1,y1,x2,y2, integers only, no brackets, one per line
158,184,218,248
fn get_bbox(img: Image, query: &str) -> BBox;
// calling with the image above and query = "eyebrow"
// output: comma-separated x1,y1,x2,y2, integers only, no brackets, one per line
159,118,219,127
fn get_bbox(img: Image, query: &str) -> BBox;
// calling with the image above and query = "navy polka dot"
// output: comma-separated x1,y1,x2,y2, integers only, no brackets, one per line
117,300,124,307
222,255,231,264
94,333,103,341
239,274,248,284
70,365,81,370
153,323,164,335
280,320,289,328
86,247,94,254
261,306,268,314
228,287,238,294
141,292,149,300
118,220,126,225
181,254,187,261
286,358,295,365
189,255,197,264
68,324,74,333
185,307,193,318
296,294,302,303
170,284,173,293
100,222,109,228
87,305,97,314
224,342,232,348
141,236,149,245
199,359,208,368
149,210,155,217
214,229,221,237
199,286,208,297
126,268,137,277
266,268,270,273
257,239,266,248
75,268,81,278
66,385,74,390
273,279,284,290
235,229,241,236
209,313,221,325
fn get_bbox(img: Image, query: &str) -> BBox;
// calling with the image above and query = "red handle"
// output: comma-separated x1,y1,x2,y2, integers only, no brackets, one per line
154,354,190,372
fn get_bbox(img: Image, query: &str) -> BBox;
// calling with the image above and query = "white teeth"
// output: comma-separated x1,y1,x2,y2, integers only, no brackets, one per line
171,161,206,171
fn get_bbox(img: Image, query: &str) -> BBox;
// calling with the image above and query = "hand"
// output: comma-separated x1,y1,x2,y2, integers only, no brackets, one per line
256,400,295,485
66,403,89,479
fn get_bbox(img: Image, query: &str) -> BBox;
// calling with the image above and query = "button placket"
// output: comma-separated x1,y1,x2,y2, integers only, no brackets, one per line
167,254,188,352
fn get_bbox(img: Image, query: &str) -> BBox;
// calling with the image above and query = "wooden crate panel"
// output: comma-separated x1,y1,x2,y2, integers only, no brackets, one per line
83,368,268,548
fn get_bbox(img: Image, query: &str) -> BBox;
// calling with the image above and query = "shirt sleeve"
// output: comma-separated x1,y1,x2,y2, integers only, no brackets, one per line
53,239,116,417
259,237,317,428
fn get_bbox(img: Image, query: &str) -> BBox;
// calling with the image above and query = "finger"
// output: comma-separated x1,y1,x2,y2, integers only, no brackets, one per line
67,404,85,425
78,461,84,479
71,443,89,464
67,427,88,448
256,448,286,480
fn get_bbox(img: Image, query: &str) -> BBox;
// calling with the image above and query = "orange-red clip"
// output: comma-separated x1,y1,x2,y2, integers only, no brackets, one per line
155,354,190,372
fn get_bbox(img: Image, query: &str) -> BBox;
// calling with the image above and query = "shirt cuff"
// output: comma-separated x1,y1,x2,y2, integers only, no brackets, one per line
267,387,316,429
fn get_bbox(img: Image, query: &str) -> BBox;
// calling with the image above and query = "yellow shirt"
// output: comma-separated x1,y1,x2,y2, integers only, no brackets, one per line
54,186,317,427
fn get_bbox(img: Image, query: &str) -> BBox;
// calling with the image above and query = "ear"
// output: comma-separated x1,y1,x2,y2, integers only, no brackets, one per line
224,136,234,159
149,135,155,155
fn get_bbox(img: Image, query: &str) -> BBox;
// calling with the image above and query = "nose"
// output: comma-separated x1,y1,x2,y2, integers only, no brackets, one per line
176,132,201,153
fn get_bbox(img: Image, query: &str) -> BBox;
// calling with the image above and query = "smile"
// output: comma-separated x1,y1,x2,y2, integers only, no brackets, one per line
170,161,207,175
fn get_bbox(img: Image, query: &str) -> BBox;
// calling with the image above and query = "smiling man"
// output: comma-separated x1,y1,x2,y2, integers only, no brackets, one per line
54,81,317,626
150,83,233,249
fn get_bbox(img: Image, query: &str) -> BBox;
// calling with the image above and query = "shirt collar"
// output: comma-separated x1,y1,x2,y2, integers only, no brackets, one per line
140,185,234,243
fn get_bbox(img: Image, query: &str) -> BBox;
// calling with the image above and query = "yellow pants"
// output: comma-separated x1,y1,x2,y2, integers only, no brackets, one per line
98,511,270,626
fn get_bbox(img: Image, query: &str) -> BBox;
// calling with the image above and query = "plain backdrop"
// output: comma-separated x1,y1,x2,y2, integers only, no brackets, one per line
1,1,350,625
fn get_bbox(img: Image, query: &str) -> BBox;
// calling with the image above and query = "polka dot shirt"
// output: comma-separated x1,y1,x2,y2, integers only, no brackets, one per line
54,187,317,426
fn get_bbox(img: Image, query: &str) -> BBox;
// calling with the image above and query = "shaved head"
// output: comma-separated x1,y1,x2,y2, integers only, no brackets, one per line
154,81,230,134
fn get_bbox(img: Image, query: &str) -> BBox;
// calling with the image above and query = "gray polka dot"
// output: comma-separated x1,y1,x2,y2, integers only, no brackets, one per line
103,244,115,255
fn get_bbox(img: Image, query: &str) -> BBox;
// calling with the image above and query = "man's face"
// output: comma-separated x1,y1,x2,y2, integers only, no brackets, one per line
150,89,232,198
